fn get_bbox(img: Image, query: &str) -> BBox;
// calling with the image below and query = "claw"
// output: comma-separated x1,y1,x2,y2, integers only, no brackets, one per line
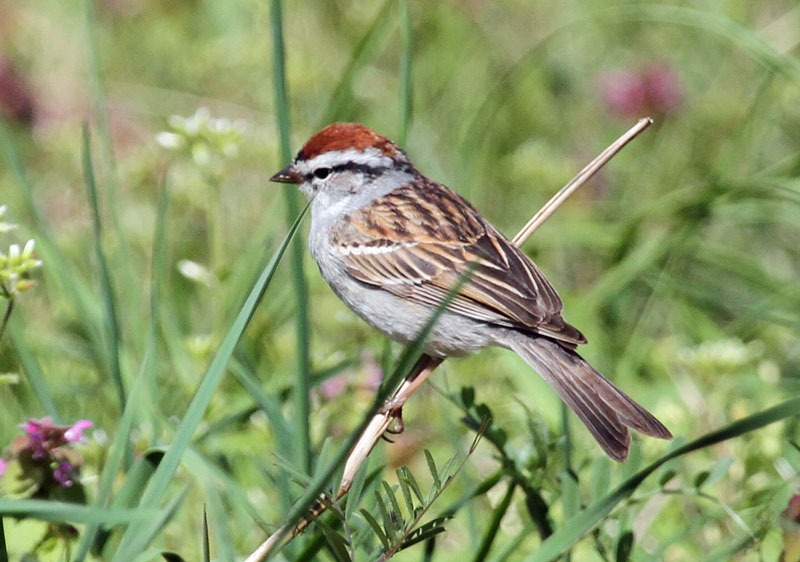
381,406,405,439
387,412,404,434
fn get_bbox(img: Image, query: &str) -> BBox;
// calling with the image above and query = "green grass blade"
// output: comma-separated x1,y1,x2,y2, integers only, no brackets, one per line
471,481,516,562
109,450,166,511
320,0,395,124
0,117,36,224
193,406,257,444
525,396,800,562
561,403,572,472
590,457,611,503
0,500,159,525
183,448,270,528
7,319,59,421
111,203,309,559
346,460,369,521
315,436,333,476
203,492,237,562
72,334,158,562
0,516,6,562
230,361,294,456
81,125,125,412
71,362,151,561
270,0,312,474
122,487,190,559
398,0,412,146
560,470,580,521
83,0,121,228
202,506,211,562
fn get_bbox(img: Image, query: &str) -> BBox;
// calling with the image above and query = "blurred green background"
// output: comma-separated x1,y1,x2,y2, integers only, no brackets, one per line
1,0,799,560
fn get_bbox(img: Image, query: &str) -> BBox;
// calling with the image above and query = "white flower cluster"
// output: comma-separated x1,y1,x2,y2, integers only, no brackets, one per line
678,338,764,373
156,107,246,167
0,205,43,297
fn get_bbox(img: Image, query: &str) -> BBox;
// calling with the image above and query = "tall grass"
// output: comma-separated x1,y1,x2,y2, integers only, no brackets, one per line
0,1,798,561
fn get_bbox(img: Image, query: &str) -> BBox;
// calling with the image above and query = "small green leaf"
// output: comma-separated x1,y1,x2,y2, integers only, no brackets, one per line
424,450,441,489
398,466,424,504
396,468,415,517
493,428,508,449
475,403,493,423
460,386,474,408
314,517,351,562
382,481,405,526
316,437,333,475
658,469,677,488
398,515,452,551
438,454,459,484
615,530,634,562
360,509,390,550
324,496,347,524
374,490,396,541
693,470,710,489
272,453,311,487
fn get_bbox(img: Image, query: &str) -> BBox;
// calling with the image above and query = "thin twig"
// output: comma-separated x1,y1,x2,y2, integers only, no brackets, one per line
512,117,653,246
245,118,653,562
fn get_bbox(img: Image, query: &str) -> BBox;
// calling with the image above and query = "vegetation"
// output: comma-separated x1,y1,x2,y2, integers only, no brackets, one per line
0,1,799,560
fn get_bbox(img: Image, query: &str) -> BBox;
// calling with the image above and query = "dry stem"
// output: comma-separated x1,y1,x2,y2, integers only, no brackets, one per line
244,117,653,562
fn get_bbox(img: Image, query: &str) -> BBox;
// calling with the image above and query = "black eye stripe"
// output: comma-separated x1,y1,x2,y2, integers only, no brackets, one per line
302,160,414,182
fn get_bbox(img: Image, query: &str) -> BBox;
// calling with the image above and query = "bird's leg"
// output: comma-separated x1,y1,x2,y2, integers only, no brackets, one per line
379,354,442,439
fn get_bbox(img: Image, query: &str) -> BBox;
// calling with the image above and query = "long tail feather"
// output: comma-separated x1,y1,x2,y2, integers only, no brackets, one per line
507,335,672,461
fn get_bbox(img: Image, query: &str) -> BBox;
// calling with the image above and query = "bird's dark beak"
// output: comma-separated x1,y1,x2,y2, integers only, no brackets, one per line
270,164,301,184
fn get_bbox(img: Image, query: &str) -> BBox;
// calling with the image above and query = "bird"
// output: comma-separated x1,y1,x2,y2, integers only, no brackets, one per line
271,122,672,460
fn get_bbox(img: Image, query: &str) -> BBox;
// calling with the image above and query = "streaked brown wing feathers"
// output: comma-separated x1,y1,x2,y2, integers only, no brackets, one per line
331,179,586,346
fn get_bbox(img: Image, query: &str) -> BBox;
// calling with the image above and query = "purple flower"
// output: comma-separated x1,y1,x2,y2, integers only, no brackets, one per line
321,373,350,401
22,417,53,459
0,458,6,478
53,462,75,487
599,62,682,118
64,420,93,443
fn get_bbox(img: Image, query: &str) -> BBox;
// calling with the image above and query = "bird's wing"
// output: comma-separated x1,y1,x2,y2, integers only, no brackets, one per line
329,177,586,347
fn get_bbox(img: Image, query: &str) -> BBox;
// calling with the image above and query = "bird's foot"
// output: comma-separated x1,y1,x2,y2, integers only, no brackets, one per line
380,404,404,441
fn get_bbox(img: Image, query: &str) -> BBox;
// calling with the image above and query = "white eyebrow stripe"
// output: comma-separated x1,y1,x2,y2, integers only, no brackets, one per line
301,148,393,172
338,241,418,256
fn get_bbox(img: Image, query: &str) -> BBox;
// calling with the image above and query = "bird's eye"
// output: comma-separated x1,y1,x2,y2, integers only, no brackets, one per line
313,167,331,180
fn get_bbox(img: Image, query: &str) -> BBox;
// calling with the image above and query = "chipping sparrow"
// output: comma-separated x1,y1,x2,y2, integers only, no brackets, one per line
271,122,672,460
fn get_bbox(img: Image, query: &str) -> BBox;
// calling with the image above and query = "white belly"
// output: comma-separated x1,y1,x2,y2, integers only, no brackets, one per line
308,227,494,357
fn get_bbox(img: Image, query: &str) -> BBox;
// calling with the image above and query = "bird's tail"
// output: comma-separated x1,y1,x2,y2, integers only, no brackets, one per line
507,334,672,461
